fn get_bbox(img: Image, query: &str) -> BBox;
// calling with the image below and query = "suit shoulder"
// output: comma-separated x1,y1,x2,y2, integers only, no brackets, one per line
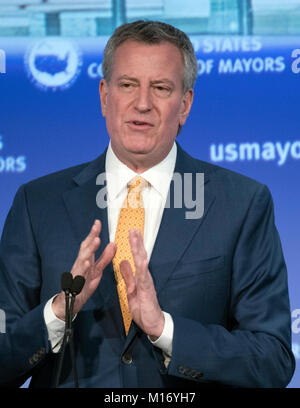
23,161,91,194
177,145,269,199
186,152,270,202
191,154,264,188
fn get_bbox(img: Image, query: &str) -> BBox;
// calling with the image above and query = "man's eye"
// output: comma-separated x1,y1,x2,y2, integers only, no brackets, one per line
120,83,134,89
153,86,171,97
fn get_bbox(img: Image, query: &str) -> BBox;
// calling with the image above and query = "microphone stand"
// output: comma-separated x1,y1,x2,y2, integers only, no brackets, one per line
68,290,78,388
53,273,72,388
53,273,85,388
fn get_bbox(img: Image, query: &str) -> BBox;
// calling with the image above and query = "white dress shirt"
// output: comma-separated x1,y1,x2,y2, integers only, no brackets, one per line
44,142,176,358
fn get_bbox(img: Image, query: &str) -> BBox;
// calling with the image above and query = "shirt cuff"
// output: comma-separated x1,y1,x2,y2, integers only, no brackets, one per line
148,311,174,357
43,295,66,353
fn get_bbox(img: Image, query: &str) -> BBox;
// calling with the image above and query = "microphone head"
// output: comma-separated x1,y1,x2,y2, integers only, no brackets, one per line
61,272,73,292
71,275,85,295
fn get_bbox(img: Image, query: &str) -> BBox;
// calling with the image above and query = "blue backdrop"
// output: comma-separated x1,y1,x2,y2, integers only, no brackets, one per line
0,35,299,387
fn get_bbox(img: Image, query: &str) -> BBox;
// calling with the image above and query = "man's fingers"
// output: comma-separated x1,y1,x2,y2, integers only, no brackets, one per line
81,219,101,250
81,236,100,259
71,220,102,276
119,260,135,294
129,229,139,255
129,229,148,275
96,242,117,272
129,229,144,256
78,220,102,259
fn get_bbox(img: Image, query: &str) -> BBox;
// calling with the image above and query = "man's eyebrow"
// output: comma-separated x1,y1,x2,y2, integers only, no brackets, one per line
150,79,175,87
116,76,175,87
117,75,139,82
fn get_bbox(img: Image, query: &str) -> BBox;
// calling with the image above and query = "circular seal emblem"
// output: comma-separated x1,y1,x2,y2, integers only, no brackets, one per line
25,39,82,91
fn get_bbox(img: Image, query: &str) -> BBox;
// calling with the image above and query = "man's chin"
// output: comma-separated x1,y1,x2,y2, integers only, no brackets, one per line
124,141,154,156
126,147,151,155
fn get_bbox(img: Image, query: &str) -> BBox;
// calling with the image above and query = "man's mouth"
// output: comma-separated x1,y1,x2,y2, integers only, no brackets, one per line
130,120,153,125
127,120,154,129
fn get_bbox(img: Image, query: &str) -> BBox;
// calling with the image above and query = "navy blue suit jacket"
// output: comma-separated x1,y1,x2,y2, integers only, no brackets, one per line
0,144,295,387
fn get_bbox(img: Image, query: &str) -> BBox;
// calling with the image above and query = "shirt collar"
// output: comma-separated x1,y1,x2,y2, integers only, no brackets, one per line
105,141,177,200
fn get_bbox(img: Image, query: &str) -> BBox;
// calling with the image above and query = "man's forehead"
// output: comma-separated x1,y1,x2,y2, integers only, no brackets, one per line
110,40,184,78
114,39,183,57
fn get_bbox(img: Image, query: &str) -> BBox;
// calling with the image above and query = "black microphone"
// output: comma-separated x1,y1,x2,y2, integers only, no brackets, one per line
71,275,85,295
69,276,85,329
61,272,73,293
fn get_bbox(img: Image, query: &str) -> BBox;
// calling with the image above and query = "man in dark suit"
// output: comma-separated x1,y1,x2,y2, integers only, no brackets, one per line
0,21,295,388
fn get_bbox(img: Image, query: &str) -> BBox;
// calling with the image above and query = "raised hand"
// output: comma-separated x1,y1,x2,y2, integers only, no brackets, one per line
119,229,165,339
52,220,116,320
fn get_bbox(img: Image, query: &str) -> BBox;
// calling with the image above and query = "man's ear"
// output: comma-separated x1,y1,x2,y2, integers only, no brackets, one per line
179,89,194,126
99,79,108,117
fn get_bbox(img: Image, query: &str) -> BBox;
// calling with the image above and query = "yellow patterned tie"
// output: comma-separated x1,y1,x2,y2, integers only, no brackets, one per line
113,176,148,335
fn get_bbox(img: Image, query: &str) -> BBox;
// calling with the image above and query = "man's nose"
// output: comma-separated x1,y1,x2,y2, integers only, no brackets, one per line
134,86,152,112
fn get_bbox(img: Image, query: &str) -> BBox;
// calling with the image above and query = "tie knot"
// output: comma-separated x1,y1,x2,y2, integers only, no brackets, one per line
128,176,148,193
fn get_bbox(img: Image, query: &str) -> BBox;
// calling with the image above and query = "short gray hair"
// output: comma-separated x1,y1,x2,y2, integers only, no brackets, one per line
102,20,198,94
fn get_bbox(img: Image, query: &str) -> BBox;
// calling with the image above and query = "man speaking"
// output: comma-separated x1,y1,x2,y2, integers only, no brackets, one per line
0,20,295,388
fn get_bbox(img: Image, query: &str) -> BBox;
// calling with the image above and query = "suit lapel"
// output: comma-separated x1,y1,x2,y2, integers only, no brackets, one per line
62,150,116,308
149,143,216,295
